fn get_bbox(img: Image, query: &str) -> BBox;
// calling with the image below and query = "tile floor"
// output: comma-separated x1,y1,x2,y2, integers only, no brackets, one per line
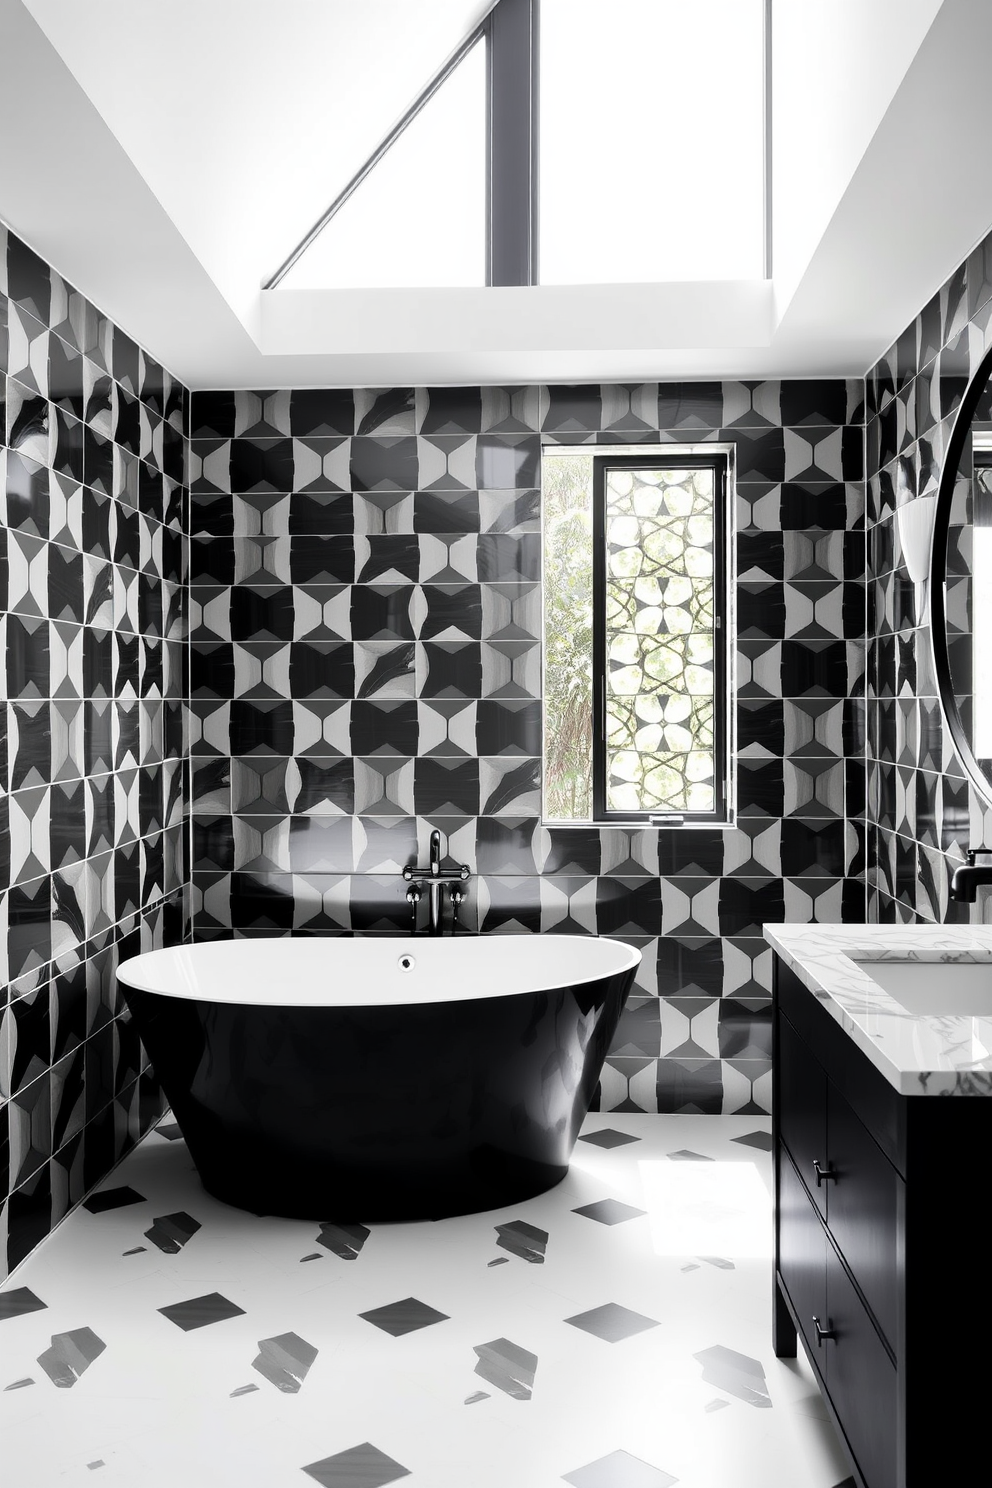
0,1113,855,1488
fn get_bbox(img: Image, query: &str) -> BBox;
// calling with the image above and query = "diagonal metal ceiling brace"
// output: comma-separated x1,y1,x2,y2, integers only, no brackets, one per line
263,0,507,290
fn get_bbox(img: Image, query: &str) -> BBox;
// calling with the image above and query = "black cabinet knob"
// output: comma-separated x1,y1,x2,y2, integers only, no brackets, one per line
813,1159,836,1187
812,1316,836,1346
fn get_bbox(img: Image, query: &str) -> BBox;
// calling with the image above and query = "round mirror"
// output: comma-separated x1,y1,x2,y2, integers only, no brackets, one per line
931,341,992,801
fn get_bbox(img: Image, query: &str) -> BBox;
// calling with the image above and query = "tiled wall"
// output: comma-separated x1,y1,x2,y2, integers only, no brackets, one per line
0,223,189,1280
189,380,866,1118
865,227,992,922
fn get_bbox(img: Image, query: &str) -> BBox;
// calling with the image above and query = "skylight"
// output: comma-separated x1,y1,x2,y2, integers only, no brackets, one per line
275,0,765,291
539,0,765,284
279,34,486,290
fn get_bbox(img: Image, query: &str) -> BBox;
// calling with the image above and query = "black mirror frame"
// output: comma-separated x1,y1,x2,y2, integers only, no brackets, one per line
929,337,992,806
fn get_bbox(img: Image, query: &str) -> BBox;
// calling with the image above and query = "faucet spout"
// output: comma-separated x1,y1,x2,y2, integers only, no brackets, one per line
429,828,442,877
949,848,992,901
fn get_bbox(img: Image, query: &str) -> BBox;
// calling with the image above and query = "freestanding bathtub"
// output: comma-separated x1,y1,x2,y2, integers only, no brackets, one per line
117,935,639,1221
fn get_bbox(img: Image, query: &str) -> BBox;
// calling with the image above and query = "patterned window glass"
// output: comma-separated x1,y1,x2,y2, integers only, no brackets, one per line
544,451,729,823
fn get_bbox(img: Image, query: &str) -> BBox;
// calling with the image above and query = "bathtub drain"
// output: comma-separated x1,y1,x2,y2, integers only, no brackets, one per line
398,955,416,972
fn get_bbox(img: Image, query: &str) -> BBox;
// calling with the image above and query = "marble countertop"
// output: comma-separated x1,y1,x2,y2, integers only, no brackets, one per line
763,923,992,1096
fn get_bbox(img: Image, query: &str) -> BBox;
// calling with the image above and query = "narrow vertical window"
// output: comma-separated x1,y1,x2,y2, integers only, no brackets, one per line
544,449,732,824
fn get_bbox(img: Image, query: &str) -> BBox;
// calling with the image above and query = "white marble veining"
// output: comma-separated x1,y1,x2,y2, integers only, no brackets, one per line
764,922,992,1095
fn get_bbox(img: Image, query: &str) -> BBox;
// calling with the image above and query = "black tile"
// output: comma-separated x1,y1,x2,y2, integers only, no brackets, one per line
289,388,355,437
288,493,354,535
476,699,541,755
7,615,50,698
420,387,482,435
290,534,355,584
414,758,480,814
351,586,414,641
7,1163,53,1273
112,327,140,395
230,438,294,493
290,642,356,698
351,437,418,491
543,385,603,432
658,382,724,428
350,700,419,756
414,490,480,533
7,233,51,324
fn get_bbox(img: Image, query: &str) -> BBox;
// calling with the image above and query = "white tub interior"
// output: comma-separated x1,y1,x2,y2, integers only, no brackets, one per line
117,936,641,1006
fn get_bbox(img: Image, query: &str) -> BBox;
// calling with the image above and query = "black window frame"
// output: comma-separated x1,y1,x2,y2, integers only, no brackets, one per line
590,452,730,826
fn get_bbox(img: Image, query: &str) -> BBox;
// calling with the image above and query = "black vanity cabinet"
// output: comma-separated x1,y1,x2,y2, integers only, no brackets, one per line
773,957,992,1488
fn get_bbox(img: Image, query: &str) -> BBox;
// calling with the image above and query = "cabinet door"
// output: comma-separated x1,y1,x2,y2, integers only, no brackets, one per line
778,1014,828,1219
826,1079,901,1354
778,1146,828,1366
824,1240,898,1488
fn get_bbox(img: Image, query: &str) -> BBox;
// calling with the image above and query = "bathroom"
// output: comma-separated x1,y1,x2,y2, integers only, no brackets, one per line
2,1,991,1484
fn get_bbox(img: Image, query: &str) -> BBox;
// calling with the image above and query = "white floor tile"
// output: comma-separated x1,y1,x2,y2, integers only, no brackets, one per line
0,1113,853,1487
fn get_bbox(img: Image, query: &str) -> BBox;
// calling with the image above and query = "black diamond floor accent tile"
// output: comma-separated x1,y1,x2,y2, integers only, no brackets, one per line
578,1129,641,1149
0,1288,47,1321
317,1222,370,1260
158,1292,246,1331
563,1448,678,1487
144,1211,201,1254
37,1327,106,1387
358,1297,449,1337
302,1442,411,1487
82,1186,146,1214
252,1331,317,1392
572,1199,647,1226
564,1303,659,1343
731,1130,773,1151
494,1219,547,1263
472,1336,537,1400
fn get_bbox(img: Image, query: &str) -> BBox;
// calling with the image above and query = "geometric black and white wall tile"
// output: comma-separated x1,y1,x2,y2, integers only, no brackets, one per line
2,226,878,1280
189,377,868,1120
1,220,188,1282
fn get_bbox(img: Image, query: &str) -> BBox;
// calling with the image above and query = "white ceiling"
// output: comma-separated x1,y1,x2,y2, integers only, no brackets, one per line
3,0,992,388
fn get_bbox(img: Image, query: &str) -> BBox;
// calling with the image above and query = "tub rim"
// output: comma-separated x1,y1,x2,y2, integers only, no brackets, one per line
116,933,642,1008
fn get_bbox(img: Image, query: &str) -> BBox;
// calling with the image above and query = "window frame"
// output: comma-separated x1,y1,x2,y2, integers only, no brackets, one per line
542,443,735,829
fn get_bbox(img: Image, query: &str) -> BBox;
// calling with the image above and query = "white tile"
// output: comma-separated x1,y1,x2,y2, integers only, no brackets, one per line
0,1112,851,1487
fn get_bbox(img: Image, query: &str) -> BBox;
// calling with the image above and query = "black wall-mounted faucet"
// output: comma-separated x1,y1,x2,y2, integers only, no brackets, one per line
949,848,992,901
403,830,471,934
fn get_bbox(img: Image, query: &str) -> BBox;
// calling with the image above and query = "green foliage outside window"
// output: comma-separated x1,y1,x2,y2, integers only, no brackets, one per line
544,453,723,822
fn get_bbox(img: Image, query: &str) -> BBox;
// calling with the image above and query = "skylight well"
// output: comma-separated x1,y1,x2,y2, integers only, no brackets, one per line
272,0,766,291
279,33,487,291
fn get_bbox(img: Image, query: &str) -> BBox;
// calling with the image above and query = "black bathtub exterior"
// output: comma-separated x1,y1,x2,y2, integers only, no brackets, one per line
119,958,635,1220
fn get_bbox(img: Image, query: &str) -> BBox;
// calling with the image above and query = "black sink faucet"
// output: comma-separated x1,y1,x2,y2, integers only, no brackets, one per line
403,830,471,934
949,848,992,901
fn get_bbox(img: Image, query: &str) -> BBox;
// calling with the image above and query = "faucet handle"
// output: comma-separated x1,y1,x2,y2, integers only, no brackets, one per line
450,884,465,930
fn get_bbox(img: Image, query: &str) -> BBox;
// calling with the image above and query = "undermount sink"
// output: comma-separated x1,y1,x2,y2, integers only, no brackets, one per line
854,959,992,1015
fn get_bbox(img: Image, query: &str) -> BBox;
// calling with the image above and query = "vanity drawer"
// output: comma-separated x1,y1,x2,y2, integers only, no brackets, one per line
777,1146,827,1365
824,1239,898,1488
777,1014,828,1219
827,1080,901,1354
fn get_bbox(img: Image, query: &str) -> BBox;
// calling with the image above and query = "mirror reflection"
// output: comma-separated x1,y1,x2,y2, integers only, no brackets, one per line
937,360,992,795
